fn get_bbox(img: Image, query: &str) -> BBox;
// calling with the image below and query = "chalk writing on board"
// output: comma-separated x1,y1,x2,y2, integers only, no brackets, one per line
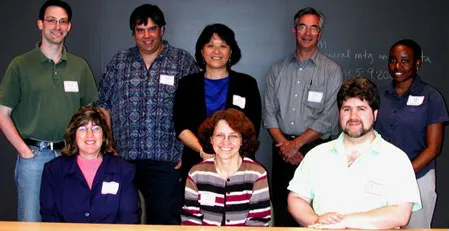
318,40,432,80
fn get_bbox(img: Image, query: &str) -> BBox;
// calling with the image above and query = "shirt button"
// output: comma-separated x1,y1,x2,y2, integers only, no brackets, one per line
227,178,230,182
292,108,296,111
390,124,393,127
294,94,298,97
290,121,295,125
299,68,303,71
227,219,230,222
85,212,90,217
54,72,57,75
297,80,300,84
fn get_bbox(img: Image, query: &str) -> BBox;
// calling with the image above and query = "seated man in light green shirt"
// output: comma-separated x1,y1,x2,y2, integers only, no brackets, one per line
287,77,421,229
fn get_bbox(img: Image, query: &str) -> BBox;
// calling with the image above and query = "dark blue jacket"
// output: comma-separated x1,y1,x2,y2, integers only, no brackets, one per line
40,154,141,223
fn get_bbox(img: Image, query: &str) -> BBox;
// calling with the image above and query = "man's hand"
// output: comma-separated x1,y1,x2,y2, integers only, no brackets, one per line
20,149,35,159
174,160,182,170
286,151,304,165
314,212,345,225
200,149,215,160
276,140,298,158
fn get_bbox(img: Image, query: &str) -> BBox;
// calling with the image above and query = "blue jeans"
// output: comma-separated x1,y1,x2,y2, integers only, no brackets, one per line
15,145,57,221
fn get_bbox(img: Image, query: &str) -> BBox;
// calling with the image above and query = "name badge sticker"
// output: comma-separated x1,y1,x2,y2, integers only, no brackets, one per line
365,180,385,197
406,95,424,106
307,91,323,103
101,181,119,195
64,81,79,92
199,192,216,206
160,74,175,86
232,95,246,109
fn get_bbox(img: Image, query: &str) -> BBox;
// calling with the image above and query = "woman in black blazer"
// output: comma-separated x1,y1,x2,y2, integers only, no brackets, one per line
174,23,261,180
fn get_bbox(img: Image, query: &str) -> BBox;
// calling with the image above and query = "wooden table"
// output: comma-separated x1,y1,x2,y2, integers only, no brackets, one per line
0,222,445,231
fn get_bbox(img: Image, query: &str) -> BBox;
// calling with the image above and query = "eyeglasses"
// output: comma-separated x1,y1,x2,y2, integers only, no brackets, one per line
77,125,102,136
44,17,69,26
212,133,241,143
296,24,320,34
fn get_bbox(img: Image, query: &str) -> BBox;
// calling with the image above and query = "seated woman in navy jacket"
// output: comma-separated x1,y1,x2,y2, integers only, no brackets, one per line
40,105,141,223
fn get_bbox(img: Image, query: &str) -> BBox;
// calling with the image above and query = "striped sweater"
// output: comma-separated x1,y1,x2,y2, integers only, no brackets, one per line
181,157,271,226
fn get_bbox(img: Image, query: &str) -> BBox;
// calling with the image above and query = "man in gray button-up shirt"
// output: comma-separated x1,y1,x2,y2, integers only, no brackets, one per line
263,7,343,227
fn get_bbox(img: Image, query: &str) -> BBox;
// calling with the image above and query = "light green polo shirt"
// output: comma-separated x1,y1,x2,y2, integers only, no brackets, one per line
0,45,98,141
288,131,421,215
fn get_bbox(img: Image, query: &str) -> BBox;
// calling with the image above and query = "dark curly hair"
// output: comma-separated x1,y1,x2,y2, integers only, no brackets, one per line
198,108,258,158
129,4,166,34
337,76,380,112
195,23,242,70
61,105,115,156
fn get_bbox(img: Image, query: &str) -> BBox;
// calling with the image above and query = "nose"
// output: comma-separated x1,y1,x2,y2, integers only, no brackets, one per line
86,128,94,137
144,30,151,38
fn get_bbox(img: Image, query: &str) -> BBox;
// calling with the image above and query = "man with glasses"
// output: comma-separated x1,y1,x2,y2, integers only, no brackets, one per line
263,7,343,227
0,0,98,222
98,4,198,225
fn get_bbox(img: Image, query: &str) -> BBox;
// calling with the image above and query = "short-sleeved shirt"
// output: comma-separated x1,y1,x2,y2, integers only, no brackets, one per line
0,45,98,141
98,41,198,162
375,76,449,178
288,132,421,215
263,51,343,138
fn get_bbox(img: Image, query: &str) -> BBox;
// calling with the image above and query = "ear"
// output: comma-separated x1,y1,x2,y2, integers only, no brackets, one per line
161,26,165,37
416,59,422,70
37,20,43,30
373,109,378,121
67,22,72,33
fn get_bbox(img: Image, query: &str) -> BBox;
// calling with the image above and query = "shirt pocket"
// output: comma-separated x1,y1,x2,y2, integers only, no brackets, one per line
305,85,325,112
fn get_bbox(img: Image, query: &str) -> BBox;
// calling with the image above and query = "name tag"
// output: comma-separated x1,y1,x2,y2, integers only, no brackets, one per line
307,91,323,103
365,180,385,197
406,95,424,106
64,81,79,92
101,181,119,195
159,74,175,86
199,192,216,206
232,95,246,109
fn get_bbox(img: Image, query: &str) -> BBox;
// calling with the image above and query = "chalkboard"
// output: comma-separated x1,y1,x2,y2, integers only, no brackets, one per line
1,0,449,226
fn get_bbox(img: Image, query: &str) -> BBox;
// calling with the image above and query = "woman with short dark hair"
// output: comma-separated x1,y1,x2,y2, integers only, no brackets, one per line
174,23,262,182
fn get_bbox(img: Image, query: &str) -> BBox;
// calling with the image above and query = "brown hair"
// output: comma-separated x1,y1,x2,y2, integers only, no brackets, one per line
61,105,115,156
198,108,258,158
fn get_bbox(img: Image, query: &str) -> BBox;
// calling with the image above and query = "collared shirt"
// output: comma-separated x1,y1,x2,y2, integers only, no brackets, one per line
375,76,449,178
263,50,343,138
288,131,422,216
0,44,98,141
98,41,198,162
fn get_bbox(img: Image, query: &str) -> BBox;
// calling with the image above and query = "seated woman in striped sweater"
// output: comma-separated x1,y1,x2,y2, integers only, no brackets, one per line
181,108,271,226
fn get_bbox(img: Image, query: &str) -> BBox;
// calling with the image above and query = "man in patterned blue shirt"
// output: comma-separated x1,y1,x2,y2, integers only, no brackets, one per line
98,4,198,225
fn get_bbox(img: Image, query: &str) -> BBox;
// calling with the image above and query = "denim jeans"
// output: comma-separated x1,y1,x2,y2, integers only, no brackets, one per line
14,145,58,221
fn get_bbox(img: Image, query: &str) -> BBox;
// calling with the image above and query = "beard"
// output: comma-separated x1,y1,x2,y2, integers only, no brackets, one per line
343,120,374,138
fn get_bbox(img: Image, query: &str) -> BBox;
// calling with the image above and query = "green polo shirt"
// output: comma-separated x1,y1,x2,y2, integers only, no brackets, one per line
0,45,98,141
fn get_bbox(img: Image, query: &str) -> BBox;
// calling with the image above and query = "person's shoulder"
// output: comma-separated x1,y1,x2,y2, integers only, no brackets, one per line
10,48,39,65
105,154,133,168
164,42,194,58
303,139,336,161
242,157,268,174
230,70,255,80
189,158,215,174
44,155,73,171
65,52,90,66
376,135,410,161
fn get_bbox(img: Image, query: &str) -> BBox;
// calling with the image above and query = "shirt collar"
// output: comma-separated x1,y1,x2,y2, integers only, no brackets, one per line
288,49,320,67
385,75,424,95
132,40,172,60
333,131,382,157
35,42,68,64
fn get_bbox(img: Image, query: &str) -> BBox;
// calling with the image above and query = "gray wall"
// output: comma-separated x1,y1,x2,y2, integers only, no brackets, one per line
1,0,448,227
